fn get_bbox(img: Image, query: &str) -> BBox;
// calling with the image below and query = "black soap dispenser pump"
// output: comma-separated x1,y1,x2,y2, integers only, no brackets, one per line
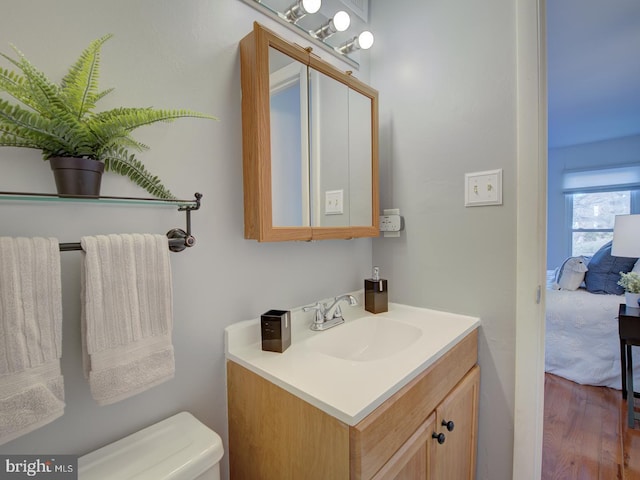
365,266,388,314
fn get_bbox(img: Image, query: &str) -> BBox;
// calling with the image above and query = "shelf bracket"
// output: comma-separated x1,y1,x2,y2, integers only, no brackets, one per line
167,192,202,252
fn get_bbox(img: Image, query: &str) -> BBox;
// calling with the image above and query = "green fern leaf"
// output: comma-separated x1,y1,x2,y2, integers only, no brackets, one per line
102,147,176,199
90,107,217,133
0,65,31,107
94,87,114,103
87,120,148,155
60,34,112,119
0,99,68,149
0,126,41,149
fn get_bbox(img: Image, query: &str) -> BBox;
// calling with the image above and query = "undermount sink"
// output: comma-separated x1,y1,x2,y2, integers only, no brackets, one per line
305,315,422,362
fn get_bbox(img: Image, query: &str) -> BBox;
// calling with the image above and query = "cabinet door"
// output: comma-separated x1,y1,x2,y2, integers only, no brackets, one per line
371,413,436,480
431,365,480,480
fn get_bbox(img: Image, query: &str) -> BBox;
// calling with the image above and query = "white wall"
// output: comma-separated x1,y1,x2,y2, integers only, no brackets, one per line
0,2,372,478
547,133,640,268
369,1,518,479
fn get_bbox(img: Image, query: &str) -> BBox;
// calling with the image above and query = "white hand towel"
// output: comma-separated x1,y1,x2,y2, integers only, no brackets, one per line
81,234,174,405
0,237,64,445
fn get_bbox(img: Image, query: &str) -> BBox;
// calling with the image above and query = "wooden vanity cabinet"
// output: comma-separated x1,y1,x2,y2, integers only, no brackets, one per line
431,368,479,479
227,329,478,480
370,413,437,479
371,367,479,480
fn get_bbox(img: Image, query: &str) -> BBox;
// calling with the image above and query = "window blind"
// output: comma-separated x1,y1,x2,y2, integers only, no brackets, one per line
563,165,640,193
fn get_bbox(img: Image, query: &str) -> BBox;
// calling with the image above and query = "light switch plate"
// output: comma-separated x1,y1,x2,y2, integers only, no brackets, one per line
464,169,503,206
325,189,344,215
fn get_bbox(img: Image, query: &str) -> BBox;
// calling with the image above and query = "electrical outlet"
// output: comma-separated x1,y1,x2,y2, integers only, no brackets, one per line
380,208,403,237
379,215,402,232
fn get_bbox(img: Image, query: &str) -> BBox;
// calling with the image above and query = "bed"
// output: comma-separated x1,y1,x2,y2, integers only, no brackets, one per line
544,276,640,389
545,249,640,390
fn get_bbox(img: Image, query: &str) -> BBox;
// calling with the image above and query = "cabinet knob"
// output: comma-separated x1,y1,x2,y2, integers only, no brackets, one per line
432,432,446,444
441,419,455,432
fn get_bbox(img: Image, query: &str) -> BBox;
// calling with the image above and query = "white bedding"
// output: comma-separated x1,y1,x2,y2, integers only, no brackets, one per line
545,275,640,390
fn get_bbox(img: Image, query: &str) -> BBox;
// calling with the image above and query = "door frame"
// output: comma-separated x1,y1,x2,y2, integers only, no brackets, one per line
514,0,547,478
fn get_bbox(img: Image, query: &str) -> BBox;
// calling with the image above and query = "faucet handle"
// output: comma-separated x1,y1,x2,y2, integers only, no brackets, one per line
303,302,323,312
303,302,325,323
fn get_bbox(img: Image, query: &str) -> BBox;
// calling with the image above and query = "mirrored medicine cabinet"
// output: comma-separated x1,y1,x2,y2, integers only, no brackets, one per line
240,22,379,242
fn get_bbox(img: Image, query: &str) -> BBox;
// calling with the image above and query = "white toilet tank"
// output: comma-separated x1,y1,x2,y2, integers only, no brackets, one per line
78,412,224,480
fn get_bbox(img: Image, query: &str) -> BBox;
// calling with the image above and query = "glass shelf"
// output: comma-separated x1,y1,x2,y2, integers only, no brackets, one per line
0,191,201,210
0,191,202,252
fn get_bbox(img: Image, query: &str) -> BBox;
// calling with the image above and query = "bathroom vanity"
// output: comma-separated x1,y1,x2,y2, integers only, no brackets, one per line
225,299,480,479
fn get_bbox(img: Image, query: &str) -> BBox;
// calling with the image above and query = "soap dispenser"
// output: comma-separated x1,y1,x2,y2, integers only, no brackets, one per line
365,266,388,314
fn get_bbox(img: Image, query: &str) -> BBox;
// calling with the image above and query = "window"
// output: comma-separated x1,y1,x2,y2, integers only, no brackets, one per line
569,191,631,256
563,165,640,257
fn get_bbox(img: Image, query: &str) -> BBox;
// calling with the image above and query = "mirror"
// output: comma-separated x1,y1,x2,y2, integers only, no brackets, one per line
309,68,373,227
269,47,309,227
347,88,374,226
241,22,378,242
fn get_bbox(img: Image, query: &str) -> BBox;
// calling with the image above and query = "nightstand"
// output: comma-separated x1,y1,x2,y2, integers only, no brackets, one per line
618,303,640,428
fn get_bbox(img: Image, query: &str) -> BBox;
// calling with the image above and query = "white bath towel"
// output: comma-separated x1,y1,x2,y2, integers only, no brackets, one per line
0,237,65,445
81,234,174,405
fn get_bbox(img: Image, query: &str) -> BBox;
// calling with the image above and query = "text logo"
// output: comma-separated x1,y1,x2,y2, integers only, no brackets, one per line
1,456,77,479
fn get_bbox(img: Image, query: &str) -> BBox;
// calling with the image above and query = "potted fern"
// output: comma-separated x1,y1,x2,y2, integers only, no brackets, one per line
0,34,216,199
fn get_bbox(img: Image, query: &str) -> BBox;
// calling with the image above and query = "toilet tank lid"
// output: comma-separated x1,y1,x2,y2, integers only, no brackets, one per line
78,412,224,480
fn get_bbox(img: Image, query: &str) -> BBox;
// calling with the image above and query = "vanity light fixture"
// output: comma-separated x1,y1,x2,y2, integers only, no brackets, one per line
312,10,351,40
337,30,375,54
282,0,321,23
240,0,373,68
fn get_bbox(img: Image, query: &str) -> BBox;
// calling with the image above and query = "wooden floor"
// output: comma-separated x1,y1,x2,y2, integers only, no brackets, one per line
542,373,640,479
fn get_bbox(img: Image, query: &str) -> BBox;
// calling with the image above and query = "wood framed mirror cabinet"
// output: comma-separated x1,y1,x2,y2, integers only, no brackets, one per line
240,22,379,242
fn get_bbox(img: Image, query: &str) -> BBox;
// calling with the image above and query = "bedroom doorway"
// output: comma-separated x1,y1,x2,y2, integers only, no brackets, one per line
515,0,640,477
542,0,640,477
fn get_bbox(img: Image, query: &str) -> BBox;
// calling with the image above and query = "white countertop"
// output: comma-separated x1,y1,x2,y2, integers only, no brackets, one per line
225,293,480,426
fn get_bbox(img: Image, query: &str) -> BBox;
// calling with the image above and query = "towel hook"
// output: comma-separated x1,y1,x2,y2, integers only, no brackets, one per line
167,192,202,252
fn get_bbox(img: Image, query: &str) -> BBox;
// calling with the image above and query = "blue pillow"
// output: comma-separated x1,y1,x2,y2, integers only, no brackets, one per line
584,241,638,295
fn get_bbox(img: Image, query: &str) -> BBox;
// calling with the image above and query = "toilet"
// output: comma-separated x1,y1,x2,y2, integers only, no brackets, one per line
78,412,224,479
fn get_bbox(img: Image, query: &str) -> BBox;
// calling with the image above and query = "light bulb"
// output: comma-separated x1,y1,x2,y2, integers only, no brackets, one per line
358,31,374,50
301,0,321,14
312,11,351,39
332,10,351,32
283,0,321,23
336,31,376,54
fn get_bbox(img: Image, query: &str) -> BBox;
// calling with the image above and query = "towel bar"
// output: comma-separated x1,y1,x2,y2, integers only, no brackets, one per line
59,231,193,252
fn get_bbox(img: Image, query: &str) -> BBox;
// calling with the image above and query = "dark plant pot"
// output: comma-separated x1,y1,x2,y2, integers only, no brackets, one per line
49,157,105,196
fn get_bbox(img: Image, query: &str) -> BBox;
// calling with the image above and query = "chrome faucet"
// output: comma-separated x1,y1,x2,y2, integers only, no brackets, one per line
303,294,358,331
